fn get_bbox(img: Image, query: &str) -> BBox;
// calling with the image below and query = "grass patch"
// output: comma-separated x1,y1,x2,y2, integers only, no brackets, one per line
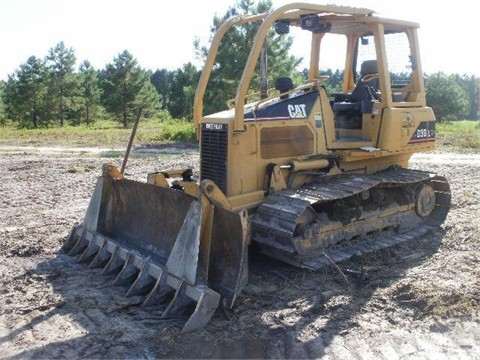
436,120,480,152
0,115,196,148
425,292,479,319
0,120,131,148
1,117,478,152
137,118,196,143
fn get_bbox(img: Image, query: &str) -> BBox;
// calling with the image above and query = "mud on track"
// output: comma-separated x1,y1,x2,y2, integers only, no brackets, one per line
0,148,479,359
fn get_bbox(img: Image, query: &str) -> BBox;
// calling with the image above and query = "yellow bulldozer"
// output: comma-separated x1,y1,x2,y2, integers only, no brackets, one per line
62,3,450,332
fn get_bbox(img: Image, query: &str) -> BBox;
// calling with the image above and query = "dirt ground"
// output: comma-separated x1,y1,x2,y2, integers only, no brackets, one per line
0,146,479,359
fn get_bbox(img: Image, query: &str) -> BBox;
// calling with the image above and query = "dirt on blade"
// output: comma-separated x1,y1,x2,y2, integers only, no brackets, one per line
0,147,479,359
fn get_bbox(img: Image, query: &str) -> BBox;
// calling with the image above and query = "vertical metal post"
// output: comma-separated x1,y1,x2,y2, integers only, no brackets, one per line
121,108,143,174
260,41,268,99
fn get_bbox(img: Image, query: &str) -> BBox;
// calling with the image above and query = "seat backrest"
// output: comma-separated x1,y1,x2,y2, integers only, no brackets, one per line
350,60,378,102
360,60,378,78
275,77,294,99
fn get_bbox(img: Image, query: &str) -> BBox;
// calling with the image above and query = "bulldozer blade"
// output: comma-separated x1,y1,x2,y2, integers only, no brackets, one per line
181,286,221,333
162,282,192,318
77,233,102,263
67,228,90,256
165,199,203,284
208,208,249,309
161,282,221,333
102,246,126,275
141,265,172,306
88,235,117,269
62,175,232,332
62,226,83,254
113,253,146,286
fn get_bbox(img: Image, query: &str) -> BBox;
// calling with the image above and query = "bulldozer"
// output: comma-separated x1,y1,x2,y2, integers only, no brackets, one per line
62,3,451,332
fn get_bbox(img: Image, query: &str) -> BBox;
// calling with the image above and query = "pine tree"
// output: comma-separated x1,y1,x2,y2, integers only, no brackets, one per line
78,60,102,125
3,56,48,128
151,69,169,110
100,50,159,127
194,0,302,115
167,63,200,119
425,72,469,121
45,42,77,126
0,81,6,125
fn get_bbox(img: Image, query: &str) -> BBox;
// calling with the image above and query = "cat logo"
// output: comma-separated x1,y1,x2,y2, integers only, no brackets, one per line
287,104,307,118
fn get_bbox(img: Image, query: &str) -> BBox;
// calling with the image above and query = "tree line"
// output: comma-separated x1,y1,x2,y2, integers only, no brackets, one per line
0,0,478,128
0,0,302,128
0,43,159,129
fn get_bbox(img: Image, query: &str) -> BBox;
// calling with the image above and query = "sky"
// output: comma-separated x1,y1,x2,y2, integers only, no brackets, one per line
0,0,479,81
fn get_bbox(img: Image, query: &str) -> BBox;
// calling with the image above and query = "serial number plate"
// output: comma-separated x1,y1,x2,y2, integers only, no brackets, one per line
203,123,227,131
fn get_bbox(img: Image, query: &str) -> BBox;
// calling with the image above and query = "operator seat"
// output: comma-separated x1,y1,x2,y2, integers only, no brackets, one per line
275,77,294,99
332,60,379,129
350,60,379,104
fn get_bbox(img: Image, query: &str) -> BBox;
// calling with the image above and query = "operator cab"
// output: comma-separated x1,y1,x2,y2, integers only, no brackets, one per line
297,17,423,150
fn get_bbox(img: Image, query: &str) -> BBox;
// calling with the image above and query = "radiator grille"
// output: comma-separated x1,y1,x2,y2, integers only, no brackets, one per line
200,123,228,194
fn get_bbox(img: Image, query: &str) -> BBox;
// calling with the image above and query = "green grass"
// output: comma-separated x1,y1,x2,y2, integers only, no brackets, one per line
0,116,196,148
136,118,196,143
0,117,478,152
1,119,131,147
436,120,480,152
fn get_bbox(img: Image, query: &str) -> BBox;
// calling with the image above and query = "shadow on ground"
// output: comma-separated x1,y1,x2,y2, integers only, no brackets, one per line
3,226,445,359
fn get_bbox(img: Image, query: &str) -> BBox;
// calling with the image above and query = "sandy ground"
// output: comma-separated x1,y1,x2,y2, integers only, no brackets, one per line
0,147,479,359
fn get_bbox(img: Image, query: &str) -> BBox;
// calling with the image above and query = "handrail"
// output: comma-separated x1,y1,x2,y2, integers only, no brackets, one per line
193,2,375,133
253,77,329,113
193,13,266,131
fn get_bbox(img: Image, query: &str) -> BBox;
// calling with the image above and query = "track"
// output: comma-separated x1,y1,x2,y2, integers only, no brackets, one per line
252,168,451,269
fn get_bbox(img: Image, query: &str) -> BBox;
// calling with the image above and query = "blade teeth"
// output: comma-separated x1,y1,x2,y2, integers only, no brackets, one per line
142,267,173,307
64,231,221,332
162,282,192,319
102,246,125,275
78,234,104,263
113,253,140,286
62,226,83,252
88,239,112,269
68,229,90,256
126,258,154,297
